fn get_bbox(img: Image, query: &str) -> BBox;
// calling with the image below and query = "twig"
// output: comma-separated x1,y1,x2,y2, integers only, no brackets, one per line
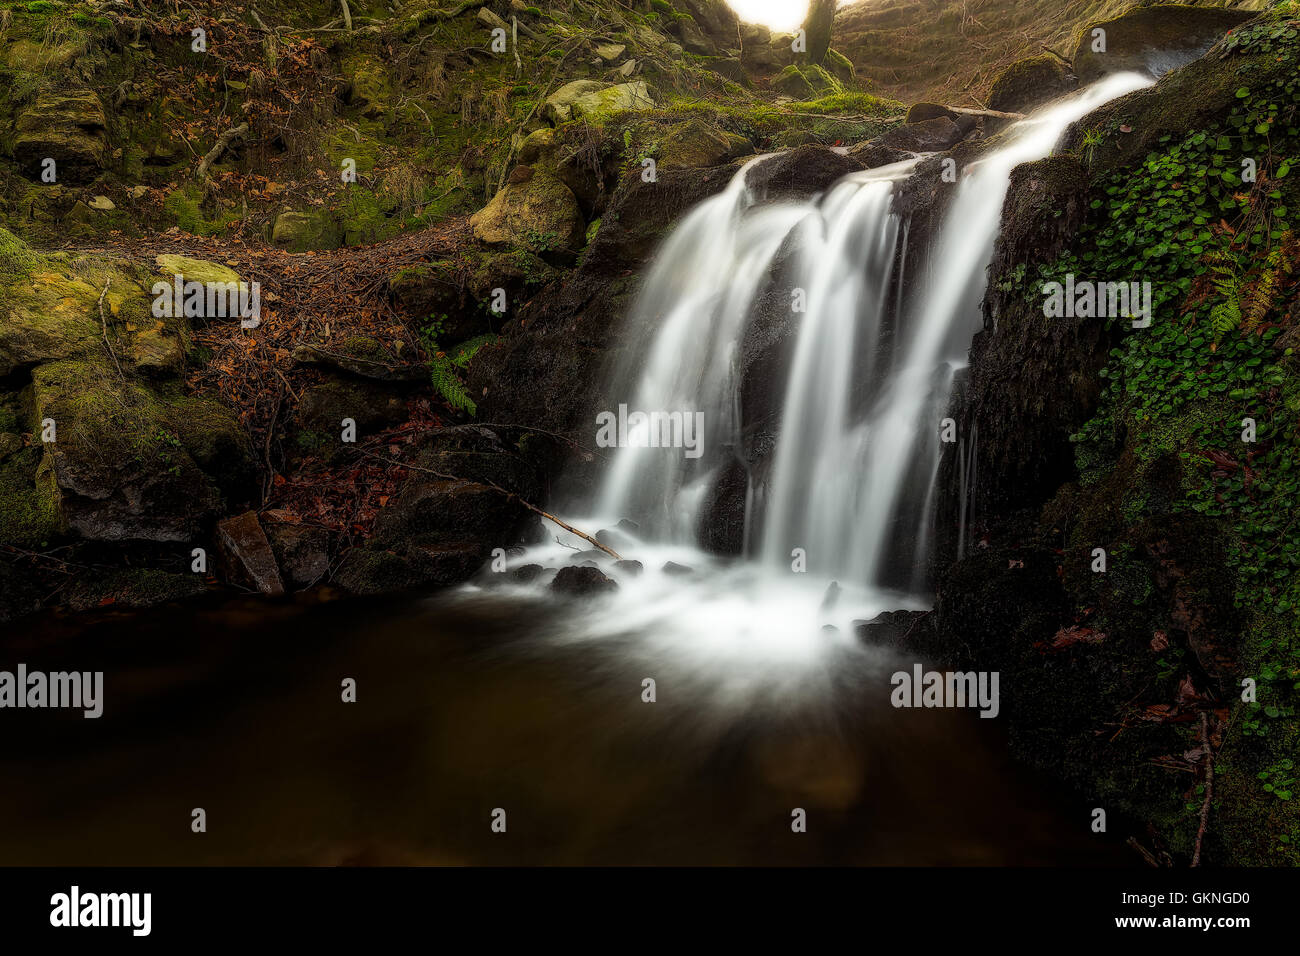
195,122,249,180
359,450,623,560
1192,711,1215,867
97,278,124,377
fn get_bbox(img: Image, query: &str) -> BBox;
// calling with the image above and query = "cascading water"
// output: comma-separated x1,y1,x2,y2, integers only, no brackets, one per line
481,72,1156,651
591,72,1155,594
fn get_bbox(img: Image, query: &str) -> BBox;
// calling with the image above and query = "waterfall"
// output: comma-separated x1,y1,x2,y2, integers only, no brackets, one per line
587,71,1154,600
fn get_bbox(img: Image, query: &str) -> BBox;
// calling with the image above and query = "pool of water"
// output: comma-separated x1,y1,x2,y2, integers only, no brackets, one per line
1,578,1133,866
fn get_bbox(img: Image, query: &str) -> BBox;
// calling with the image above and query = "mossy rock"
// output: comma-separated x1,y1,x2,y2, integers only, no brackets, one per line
772,64,840,100
341,54,393,118
543,80,655,125
13,89,108,185
271,210,342,252
30,359,251,542
986,54,1076,115
1,241,181,377
657,118,754,169
63,568,207,613
469,172,586,253
823,49,856,87
1071,5,1254,85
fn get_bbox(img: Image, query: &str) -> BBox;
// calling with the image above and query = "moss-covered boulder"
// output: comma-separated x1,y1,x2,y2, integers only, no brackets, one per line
13,89,109,184
469,172,586,252
987,54,1076,115
771,64,839,99
657,118,755,170
1071,5,1253,85
271,210,341,252
0,233,187,377
543,80,655,125
30,359,254,542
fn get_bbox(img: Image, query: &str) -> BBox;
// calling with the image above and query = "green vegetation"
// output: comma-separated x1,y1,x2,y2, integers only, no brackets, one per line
1010,19,1300,863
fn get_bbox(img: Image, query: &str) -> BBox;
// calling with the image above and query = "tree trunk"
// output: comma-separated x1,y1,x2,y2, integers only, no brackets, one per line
802,0,837,66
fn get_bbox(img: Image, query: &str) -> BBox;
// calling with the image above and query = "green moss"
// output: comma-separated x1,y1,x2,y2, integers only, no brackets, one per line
0,226,42,285
0,443,61,548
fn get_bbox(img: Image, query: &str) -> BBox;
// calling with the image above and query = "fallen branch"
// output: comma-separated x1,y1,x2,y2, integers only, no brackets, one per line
195,122,249,180
359,450,622,560
97,278,124,377
952,106,1025,120
339,0,352,31
1192,711,1216,867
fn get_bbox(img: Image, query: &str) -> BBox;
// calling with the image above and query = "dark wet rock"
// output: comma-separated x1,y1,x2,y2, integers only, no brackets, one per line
613,559,644,577
14,89,109,184
1070,6,1252,86
848,114,979,171
336,427,541,596
905,102,960,124
265,523,332,590
696,456,748,555
290,337,426,384
962,155,1100,514
296,378,408,439
987,54,1076,115
615,518,640,534
662,561,694,577
747,146,865,204
551,564,618,596
216,511,286,596
595,527,636,552
819,581,841,612
63,568,206,613
31,360,254,543
0,560,43,625
854,609,928,650
510,563,545,583
571,548,610,563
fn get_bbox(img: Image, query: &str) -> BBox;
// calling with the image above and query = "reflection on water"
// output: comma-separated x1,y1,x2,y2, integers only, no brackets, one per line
0,585,1130,866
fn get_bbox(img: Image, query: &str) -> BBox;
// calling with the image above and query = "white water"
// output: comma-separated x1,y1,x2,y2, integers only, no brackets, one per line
470,72,1155,667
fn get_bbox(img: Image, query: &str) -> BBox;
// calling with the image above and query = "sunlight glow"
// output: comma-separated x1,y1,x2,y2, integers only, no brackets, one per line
725,0,810,33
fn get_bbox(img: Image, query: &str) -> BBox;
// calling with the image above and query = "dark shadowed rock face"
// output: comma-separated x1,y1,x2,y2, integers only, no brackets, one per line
696,456,749,555
986,54,1076,115
216,511,286,596
335,426,541,597
746,146,865,203
551,564,618,596
961,154,1104,516
1071,6,1253,85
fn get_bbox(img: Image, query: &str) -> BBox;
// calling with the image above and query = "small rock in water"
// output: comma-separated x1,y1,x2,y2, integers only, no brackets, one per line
613,559,643,577
615,518,640,534
510,563,544,583
551,565,618,596
820,581,841,612
661,561,693,577
570,548,610,563
595,528,635,552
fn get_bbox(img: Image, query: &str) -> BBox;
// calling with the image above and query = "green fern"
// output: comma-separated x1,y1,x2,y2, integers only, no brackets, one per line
1209,251,1242,341
425,334,500,416
430,351,477,415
